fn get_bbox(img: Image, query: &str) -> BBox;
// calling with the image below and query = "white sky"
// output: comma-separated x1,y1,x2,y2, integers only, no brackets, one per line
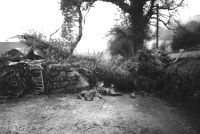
0,0,200,53
178,0,200,22
0,0,63,41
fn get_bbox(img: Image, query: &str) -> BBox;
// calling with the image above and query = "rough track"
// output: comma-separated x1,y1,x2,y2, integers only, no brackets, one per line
0,94,199,134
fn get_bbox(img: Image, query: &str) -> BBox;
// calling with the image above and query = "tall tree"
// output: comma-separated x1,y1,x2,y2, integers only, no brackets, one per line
60,0,184,55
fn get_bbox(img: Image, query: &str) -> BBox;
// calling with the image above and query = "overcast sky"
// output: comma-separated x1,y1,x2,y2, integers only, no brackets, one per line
0,0,200,53
179,0,200,21
0,0,63,41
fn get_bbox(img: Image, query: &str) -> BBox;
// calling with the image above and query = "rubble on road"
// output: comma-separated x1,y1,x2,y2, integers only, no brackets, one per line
96,82,122,96
77,89,102,101
77,82,122,101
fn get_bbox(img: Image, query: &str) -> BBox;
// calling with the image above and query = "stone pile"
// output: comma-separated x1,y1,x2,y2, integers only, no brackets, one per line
77,90,102,101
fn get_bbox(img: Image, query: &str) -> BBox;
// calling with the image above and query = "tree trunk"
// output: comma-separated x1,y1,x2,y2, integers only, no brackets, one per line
130,1,146,55
69,6,83,55
132,24,145,55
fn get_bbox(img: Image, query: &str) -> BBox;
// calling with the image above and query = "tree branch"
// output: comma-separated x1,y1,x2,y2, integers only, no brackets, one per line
159,0,185,10
83,2,95,24
49,28,61,41
100,0,131,13
69,5,83,55
145,0,156,22
151,16,176,30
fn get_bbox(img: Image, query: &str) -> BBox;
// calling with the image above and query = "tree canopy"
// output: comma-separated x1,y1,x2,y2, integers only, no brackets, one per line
60,0,185,56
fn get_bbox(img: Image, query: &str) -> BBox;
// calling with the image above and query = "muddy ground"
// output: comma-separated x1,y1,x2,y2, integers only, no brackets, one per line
0,93,200,134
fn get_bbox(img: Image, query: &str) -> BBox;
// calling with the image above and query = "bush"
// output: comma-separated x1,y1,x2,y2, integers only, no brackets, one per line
67,52,135,91
17,31,71,63
75,50,173,92
107,27,134,58
126,49,171,93
136,49,171,79
165,58,200,100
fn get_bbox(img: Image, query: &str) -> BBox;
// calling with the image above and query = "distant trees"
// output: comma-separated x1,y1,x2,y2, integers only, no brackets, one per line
171,21,200,51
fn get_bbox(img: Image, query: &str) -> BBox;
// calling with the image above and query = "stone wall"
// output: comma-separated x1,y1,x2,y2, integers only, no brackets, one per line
45,64,90,93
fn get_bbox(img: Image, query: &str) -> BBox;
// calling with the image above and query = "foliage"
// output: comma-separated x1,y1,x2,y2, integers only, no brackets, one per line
165,58,200,100
17,31,71,63
17,31,48,49
77,49,172,92
65,52,135,91
48,39,71,62
171,21,200,51
62,50,173,92
136,49,171,78
60,0,95,55
108,27,134,58
107,25,155,58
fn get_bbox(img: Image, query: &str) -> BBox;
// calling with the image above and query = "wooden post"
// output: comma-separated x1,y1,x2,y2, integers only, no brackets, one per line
156,4,159,49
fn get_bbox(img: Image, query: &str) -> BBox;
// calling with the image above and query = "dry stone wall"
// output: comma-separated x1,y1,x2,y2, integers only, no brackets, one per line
46,64,89,93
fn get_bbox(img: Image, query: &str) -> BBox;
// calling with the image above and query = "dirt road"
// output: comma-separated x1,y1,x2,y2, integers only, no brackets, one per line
0,94,199,134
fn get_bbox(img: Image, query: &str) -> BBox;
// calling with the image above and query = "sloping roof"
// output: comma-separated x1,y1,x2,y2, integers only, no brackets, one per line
3,48,24,57
0,42,46,61
0,48,25,62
